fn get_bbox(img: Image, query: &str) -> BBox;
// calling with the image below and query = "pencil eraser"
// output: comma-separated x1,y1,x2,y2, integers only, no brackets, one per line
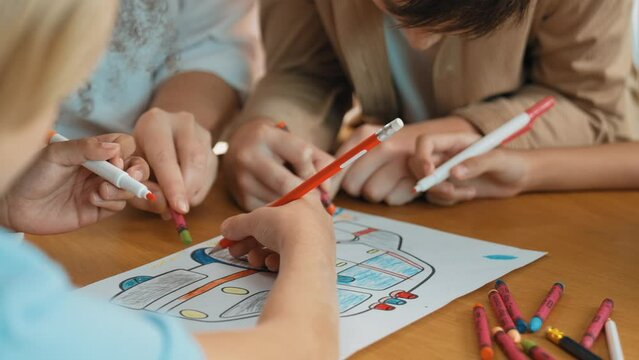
515,319,528,333
529,316,542,332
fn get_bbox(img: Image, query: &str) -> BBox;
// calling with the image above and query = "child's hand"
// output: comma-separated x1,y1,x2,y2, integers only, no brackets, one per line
0,134,150,234
335,116,478,206
409,133,531,206
131,108,217,219
220,196,335,271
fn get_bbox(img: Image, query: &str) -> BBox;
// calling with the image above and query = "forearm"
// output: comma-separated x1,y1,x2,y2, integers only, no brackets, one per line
150,71,240,139
196,246,338,359
524,143,639,192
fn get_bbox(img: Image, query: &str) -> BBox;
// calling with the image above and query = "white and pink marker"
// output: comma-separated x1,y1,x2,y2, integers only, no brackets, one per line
413,96,556,193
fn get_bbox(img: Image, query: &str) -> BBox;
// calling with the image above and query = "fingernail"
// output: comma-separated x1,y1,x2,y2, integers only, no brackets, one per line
131,170,143,181
161,212,172,221
91,192,103,204
177,198,189,213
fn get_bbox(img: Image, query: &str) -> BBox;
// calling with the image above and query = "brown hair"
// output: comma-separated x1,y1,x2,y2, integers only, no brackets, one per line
0,0,116,129
385,0,530,37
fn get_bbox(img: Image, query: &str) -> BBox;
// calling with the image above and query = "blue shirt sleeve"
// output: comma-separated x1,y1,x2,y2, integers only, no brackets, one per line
0,230,204,360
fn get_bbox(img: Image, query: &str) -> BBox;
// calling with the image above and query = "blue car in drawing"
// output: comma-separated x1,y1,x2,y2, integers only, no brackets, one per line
110,220,435,322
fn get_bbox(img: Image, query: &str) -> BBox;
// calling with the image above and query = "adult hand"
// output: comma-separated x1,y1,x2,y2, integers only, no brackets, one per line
132,108,216,219
223,118,334,211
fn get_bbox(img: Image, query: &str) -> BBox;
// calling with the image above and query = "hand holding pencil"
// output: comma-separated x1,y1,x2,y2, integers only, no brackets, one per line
215,118,404,251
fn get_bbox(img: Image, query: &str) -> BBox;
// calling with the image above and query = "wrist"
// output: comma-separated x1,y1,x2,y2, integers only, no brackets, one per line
279,235,335,268
519,151,546,193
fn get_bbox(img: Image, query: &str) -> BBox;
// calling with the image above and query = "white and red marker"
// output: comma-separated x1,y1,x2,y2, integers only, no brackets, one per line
48,131,155,201
413,97,556,193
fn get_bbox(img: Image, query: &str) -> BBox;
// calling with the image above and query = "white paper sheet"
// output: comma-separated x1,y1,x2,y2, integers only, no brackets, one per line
80,208,545,358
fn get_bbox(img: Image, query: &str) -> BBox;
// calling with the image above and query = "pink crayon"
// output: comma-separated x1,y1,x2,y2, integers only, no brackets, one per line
473,304,494,360
580,298,614,349
492,327,527,360
495,279,527,333
529,282,564,332
488,290,521,343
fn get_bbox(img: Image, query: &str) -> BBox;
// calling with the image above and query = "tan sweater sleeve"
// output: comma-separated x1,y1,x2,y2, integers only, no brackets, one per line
454,0,638,149
233,0,350,150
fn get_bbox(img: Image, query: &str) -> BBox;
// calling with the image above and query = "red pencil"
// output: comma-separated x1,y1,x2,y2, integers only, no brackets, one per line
216,118,404,250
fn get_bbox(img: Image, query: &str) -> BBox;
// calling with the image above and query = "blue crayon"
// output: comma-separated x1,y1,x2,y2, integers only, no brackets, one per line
495,279,528,333
530,282,564,332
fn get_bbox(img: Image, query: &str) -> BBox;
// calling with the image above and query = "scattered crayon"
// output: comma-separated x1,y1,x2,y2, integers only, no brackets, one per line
605,319,624,360
473,304,494,360
521,339,557,360
488,289,521,343
530,282,564,332
546,327,602,360
581,298,614,349
492,327,527,360
495,279,527,333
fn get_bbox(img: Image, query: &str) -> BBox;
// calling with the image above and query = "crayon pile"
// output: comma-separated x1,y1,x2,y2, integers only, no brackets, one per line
472,280,623,360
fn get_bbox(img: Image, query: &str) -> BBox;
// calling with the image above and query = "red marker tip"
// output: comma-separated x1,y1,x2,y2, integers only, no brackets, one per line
46,130,57,142
146,193,157,201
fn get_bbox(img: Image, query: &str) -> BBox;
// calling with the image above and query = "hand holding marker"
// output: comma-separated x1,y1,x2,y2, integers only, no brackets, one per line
48,132,155,201
413,97,555,193
214,118,404,251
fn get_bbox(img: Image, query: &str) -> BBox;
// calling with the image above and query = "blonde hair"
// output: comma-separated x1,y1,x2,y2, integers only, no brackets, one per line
0,0,116,129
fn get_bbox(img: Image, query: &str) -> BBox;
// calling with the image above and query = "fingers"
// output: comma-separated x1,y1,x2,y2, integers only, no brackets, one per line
127,181,170,215
264,252,280,271
234,173,281,210
384,177,419,206
174,120,215,204
340,144,395,198
450,151,504,181
243,154,303,195
269,130,319,181
312,149,336,193
220,210,268,243
88,191,127,212
136,112,189,214
94,133,137,159
426,182,477,206
410,133,481,179
361,158,408,203
45,137,121,166
227,237,280,271
123,156,151,184
228,236,261,258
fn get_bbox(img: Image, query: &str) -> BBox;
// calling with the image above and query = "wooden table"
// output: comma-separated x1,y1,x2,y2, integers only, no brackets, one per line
30,181,639,359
